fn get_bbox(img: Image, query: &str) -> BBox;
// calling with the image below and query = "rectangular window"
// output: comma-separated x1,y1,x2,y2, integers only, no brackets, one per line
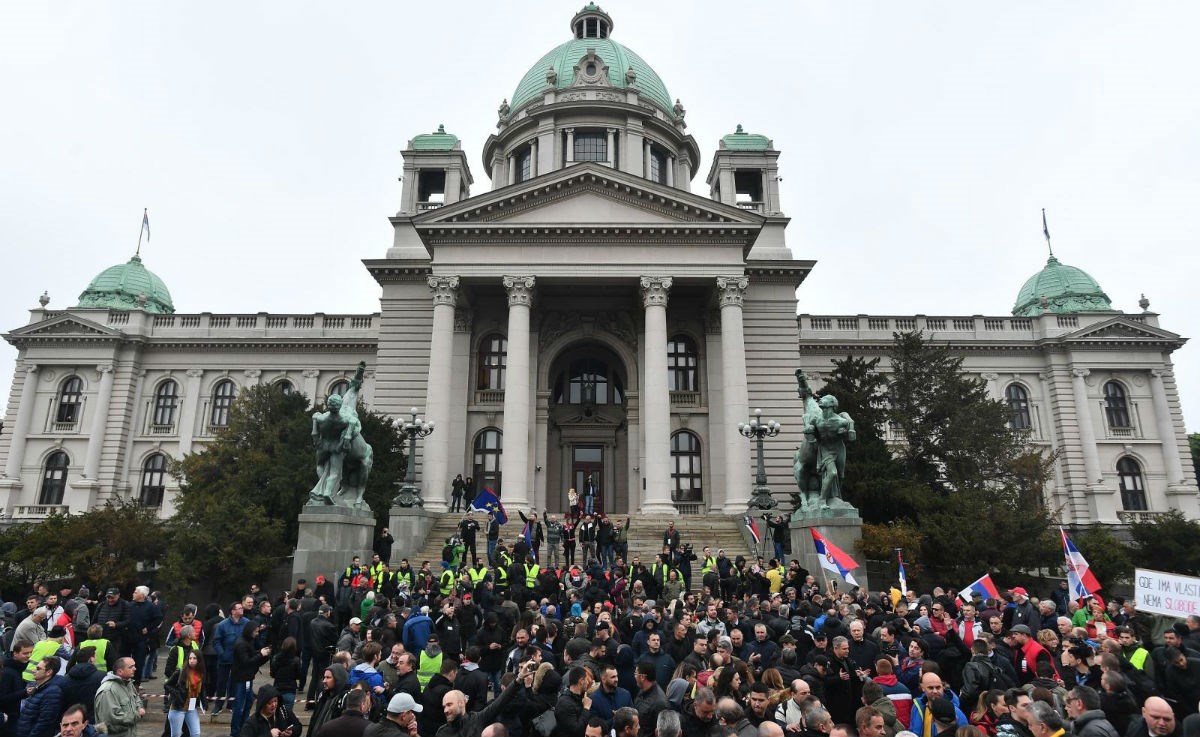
516,148,532,182
574,132,607,162
649,146,668,184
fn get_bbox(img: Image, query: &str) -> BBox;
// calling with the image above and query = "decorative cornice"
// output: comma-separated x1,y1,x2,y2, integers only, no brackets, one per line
640,276,672,308
503,276,536,308
716,276,749,308
244,369,262,379
427,275,460,307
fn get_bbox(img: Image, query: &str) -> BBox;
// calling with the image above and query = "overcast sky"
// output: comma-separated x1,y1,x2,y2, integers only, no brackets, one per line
2,2,1198,431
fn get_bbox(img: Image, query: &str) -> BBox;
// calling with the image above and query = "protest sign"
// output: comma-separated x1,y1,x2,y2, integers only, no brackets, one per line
1134,568,1200,617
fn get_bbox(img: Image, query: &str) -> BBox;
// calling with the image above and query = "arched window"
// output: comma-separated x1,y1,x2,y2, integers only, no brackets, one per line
668,335,699,392
56,376,84,424
39,451,69,505
140,453,168,507
472,429,503,497
477,335,508,391
210,379,237,428
153,380,179,427
670,431,703,503
554,359,624,405
1104,381,1131,429
1005,384,1031,430
1117,457,1148,511
275,380,295,396
329,380,350,398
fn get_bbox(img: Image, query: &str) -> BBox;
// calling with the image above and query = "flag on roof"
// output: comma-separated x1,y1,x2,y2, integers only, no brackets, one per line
959,573,1000,601
744,515,761,546
1061,527,1102,600
470,488,507,525
810,528,859,586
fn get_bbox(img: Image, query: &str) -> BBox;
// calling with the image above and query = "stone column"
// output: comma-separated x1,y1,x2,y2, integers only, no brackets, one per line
422,276,460,511
565,129,575,163
1149,368,1186,486
529,139,538,177
302,369,320,407
665,156,675,187
606,128,616,167
1070,368,1102,484
717,277,752,511
82,365,115,481
643,139,651,178
177,369,204,454
507,154,516,186
500,276,535,509
639,276,676,514
3,363,38,479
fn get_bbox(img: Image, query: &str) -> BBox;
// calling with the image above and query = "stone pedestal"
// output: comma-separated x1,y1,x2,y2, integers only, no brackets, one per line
790,506,868,592
292,506,376,585
388,506,441,564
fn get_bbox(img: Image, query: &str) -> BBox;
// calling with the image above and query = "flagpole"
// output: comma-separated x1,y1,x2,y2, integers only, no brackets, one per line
136,208,147,257
1042,208,1053,258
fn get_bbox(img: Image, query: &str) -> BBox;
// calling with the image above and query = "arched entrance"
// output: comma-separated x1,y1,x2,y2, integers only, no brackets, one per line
545,342,630,514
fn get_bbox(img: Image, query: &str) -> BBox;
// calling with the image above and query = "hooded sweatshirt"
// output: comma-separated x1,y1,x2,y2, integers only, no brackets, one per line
310,663,351,735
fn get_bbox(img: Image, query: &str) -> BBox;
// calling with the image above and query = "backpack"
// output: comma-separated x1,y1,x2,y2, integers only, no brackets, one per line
442,544,454,563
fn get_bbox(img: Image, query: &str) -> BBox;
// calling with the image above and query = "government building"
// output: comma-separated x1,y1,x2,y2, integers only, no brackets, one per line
2,5,1195,528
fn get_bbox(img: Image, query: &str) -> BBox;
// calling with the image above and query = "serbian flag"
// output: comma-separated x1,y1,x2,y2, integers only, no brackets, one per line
744,515,762,545
959,573,1000,601
1061,527,1102,600
810,528,859,586
897,549,908,595
141,208,151,241
471,488,507,525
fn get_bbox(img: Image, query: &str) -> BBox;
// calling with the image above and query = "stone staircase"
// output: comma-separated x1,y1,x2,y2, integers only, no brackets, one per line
406,512,758,568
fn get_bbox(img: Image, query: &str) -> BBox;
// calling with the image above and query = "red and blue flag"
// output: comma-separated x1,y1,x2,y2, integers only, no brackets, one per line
959,573,1000,601
810,528,859,586
1061,527,1102,600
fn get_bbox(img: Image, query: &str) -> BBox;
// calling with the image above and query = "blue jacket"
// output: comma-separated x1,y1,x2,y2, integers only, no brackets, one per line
402,613,433,653
213,616,248,664
909,691,968,736
589,684,633,728
348,663,385,692
17,674,67,737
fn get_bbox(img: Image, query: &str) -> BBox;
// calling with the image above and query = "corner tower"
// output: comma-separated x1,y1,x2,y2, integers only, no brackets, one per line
482,4,700,190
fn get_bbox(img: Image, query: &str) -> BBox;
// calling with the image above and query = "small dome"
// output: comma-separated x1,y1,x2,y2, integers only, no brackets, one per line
76,255,175,314
509,6,673,114
410,124,459,151
721,124,771,151
1012,255,1113,317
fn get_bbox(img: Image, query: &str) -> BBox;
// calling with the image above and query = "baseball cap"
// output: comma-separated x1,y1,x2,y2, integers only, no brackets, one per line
386,692,423,713
106,588,120,597
1010,586,1028,598
315,575,326,584
349,617,363,625
1009,624,1032,636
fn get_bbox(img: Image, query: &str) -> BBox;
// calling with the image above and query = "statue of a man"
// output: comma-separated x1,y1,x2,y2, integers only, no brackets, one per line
793,371,856,512
308,361,374,508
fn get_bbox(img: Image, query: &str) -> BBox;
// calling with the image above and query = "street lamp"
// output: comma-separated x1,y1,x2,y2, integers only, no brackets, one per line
393,407,435,508
738,408,781,511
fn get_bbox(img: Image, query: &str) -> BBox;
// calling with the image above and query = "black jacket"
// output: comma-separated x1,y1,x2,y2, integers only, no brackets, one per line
420,673,455,736
240,686,303,737
60,662,105,721
553,690,592,737
310,615,339,653
456,665,489,711
0,652,30,734
433,675,522,737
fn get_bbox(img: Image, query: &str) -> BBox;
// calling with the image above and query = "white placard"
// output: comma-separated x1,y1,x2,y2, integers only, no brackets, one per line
1134,568,1200,617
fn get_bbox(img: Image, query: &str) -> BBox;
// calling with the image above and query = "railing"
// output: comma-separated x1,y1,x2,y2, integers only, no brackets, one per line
670,391,702,408
154,315,175,327
736,201,764,213
474,389,504,405
896,318,916,330
1101,401,1143,440
52,421,79,433
799,314,1049,338
143,313,377,333
1117,510,1163,524
673,501,703,514
1057,316,1079,328
108,312,129,325
180,316,200,327
417,202,444,210
12,505,70,519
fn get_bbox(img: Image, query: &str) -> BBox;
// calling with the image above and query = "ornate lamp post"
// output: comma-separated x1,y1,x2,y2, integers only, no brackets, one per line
393,407,435,508
739,408,781,511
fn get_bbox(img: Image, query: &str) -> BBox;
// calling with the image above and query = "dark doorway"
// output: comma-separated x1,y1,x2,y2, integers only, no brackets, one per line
573,445,604,514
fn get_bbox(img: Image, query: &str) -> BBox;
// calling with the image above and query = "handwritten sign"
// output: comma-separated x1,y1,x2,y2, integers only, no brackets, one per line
1134,568,1200,617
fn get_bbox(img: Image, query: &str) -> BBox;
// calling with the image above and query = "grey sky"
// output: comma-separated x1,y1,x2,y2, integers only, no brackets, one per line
2,2,1198,430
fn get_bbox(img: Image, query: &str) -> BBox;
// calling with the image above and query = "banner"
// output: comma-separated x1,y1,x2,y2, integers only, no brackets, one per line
1134,568,1200,617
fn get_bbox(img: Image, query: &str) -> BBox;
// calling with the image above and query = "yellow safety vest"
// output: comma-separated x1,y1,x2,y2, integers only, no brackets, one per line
78,638,110,671
468,567,488,586
25,640,65,681
439,570,456,596
396,570,413,588
172,641,201,670
701,556,716,574
370,562,385,580
651,564,669,586
524,563,541,588
374,572,394,592
417,650,443,691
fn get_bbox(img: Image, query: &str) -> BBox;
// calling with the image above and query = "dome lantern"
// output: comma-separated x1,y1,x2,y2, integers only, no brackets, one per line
571,3,613,39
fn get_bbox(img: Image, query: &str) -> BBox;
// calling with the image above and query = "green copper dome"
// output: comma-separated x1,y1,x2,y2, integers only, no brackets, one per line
510,6,673,114
76,255,175,314
721,124,771,151
1012,255,1113,317
410,124,459,151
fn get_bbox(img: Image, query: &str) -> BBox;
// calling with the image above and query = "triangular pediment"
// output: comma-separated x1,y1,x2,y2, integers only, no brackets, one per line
8,313,122,339
1061,316,1182,343
414,162,763,227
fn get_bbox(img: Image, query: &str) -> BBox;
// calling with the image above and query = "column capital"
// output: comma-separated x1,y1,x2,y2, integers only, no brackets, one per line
1071,368,1090,379
96,364,114,374
427,275,461,307
18,362,38,375
503,275,536,307
1150,368,1170,379
244,369,262,379
186,368,204,379
639,276,673,308
716,276,749,307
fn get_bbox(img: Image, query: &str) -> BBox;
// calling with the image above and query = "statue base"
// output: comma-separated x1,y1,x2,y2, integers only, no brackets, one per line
789,511,868,592
387,506,442,564
292,506,376,586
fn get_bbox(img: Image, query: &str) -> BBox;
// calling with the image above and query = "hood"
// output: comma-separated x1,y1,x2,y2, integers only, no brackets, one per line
352,663,379,675
537,668,562,695
69,662,99,680
255,684,281,712
666,678,690,709
327,663,349,690
874,674,899,686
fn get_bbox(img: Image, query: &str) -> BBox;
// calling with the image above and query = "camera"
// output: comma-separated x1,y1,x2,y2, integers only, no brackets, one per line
682,543,693,553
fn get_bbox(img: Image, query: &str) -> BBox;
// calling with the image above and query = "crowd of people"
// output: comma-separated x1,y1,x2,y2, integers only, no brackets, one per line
2,512,1199,737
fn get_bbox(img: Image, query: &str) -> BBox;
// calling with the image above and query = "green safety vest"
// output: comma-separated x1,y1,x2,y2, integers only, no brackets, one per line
369,562,385,580
468,567,488,586
77,638,110,672
417,650,443,691
651,564,669,586
25,640,65,681
374,572,394,591
1129,647,1149,670
524,563,541,588
172,641,201,670
701,556,716,574
397,570,413,588
439,570,456,596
